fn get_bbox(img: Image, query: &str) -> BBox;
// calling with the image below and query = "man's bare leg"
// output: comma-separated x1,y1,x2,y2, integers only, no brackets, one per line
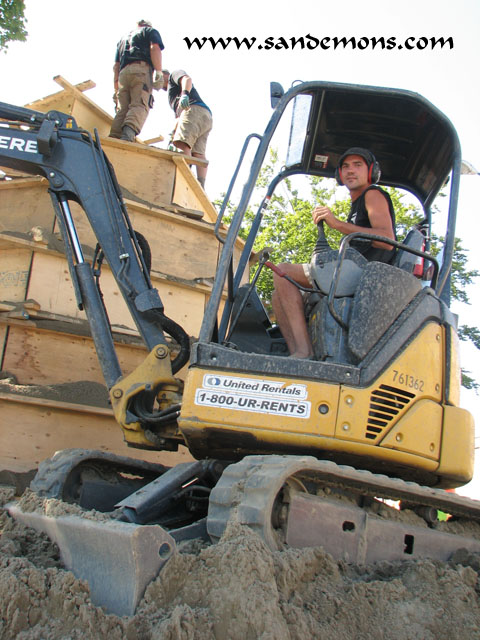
193,151,207,188
173,143,207,188
272,263,313,358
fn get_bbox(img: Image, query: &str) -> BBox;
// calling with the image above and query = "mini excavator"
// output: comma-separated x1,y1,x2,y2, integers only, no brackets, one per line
1,80,479,615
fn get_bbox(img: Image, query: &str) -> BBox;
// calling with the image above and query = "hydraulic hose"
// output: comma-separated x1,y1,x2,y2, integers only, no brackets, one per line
157,312,191,374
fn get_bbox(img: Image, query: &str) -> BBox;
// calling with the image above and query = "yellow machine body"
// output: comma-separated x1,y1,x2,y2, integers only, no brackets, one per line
178,322,474,488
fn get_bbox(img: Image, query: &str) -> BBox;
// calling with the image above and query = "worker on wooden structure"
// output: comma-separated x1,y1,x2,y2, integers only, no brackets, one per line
109,20,165,142
162,69,213,188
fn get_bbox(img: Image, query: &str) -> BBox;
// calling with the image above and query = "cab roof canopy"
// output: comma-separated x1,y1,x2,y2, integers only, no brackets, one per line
284,81,460,209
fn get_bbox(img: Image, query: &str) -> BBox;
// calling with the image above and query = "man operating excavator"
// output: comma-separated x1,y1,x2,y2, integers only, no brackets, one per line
271,147,396,359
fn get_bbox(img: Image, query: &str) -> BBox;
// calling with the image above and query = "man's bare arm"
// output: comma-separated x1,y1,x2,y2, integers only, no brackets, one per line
150,43,162,72
313,190,394,249
113,62,120,90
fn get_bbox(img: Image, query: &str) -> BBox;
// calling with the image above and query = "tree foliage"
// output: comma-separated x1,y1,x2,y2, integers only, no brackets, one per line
218,149,479,388
0,0,27,52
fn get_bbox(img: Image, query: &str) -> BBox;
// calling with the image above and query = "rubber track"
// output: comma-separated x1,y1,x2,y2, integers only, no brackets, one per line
30,449,168,499
207,455,480,549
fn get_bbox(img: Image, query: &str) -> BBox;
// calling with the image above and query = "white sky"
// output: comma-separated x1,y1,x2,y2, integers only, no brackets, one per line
1,0,480,496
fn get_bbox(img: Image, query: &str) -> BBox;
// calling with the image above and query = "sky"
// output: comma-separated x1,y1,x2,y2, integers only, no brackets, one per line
1,0,480,495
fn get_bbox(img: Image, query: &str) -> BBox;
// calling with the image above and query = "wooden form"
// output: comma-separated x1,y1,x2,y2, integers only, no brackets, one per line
0,77,247,477
0,215,229,336
25,76,114,139
0,391,193,474
100,139,216,222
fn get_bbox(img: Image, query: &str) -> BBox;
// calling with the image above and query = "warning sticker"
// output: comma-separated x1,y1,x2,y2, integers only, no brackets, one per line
195,374,311,418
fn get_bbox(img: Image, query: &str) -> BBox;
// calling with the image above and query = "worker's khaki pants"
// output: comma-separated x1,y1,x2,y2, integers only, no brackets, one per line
109,61,153,137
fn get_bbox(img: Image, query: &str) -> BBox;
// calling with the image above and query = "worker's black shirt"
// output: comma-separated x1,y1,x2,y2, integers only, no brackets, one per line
167,70,211,113
116,26,164,71
346,185,396,263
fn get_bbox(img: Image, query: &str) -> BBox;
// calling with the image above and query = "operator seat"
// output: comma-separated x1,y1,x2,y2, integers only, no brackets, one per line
394,228,425,274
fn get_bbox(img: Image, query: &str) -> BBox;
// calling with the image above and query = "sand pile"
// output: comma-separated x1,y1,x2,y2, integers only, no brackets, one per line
1,487,480,640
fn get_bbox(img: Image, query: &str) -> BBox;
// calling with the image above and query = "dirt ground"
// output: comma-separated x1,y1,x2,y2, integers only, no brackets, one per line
1,487,480,640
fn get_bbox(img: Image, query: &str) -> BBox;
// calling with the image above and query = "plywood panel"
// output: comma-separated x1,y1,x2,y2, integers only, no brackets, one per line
0,178,55,234
0,393,194,473
173,163,205,212
57,199,221,282
172,156,218,223
102,141,176,207
26,252,82,319
26,94,75,117
127,205,220,280
25,250,209,336
2,325,148,386
70,99,112,137
156,280,207,337
85,265,207,336
0,248,31,302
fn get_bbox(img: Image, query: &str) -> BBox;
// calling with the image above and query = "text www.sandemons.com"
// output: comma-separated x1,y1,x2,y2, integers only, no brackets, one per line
184,34,453,52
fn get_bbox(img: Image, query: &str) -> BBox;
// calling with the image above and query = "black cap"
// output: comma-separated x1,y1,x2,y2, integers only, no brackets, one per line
338,147,376,168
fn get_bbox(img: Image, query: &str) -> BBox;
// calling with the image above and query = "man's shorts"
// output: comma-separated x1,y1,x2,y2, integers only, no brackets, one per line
174,105,213,155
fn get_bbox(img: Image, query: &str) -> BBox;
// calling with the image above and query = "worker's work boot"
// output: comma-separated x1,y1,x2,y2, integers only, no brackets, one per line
121,125,137,142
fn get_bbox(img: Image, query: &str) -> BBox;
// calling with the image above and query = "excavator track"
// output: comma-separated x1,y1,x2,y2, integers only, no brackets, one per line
30,449,168,512
207,455,480,562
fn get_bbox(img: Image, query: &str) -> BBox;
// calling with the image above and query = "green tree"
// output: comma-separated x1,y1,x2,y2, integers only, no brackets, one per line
0,0,27,52
218,150,479,388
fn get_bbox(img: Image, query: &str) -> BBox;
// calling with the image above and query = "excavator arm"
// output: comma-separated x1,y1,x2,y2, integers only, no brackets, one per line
0,102,190,446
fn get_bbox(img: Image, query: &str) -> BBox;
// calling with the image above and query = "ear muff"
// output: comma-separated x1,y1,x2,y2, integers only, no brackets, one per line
368,158,381,184
336,148,381,185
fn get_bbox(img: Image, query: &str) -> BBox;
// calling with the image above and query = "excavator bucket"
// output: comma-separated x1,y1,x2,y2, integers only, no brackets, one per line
6,503,176,616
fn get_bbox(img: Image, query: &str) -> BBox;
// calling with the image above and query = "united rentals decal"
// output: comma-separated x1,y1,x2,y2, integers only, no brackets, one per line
194,374,311,418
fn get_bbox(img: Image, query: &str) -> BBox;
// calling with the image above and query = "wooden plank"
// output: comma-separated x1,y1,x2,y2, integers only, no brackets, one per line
54,77,96,93
142,135,164,145
0,248,31,302
0,392,194,473
2,324,148,386
172,155,218,223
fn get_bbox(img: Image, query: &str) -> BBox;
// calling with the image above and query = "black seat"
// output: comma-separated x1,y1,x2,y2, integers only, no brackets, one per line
394,228,425,274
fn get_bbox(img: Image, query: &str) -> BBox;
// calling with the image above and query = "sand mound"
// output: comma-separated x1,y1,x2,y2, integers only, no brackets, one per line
1,488,480,639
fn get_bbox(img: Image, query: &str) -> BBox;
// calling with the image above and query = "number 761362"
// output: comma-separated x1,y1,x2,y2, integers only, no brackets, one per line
392,370,424,392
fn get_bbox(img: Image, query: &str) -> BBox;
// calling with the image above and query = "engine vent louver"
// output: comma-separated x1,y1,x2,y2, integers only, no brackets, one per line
365,384,415,440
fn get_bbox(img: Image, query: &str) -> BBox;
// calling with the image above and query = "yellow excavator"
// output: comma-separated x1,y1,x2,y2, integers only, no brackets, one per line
1,80,479,616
